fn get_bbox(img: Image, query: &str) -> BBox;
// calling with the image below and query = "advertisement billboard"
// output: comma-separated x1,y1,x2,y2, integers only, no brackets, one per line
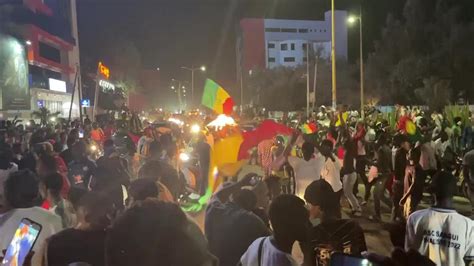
49,78,67,92
0,34,31,110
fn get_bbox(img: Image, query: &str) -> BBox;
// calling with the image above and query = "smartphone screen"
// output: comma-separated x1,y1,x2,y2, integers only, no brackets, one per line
1,218,42,266
330,253,375,266
79,130,84,138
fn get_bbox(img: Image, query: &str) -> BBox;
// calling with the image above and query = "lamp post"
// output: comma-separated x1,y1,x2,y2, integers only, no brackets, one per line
348,8,364,118
181,65,206,108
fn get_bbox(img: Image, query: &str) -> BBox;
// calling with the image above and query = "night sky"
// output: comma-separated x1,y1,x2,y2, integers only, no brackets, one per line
77,0,404,105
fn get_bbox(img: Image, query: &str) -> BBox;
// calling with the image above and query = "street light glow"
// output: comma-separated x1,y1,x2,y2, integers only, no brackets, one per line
25,40,32,46
347,16,358,24
200,65,206,72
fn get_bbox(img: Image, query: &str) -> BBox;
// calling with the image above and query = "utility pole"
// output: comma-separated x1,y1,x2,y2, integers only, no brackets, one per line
312,57,318,111
359,5,365,118
68,63,80,122
331,0,337,109
306,41,310,118
92,64,100,122
240,70,244,114
181,65,206,108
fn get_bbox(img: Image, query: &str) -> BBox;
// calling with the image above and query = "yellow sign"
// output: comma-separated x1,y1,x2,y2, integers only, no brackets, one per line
98,61,110,79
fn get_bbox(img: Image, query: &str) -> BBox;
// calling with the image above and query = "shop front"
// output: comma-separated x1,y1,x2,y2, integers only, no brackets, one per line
30,77,79,119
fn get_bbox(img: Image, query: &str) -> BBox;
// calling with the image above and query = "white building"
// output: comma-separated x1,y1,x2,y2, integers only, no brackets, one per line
238,10,348,71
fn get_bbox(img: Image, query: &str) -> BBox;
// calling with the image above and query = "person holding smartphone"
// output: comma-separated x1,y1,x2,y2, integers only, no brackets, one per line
0,170,62,265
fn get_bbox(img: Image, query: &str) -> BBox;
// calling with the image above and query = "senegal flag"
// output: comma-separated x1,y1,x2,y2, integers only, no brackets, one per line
201,79,234,115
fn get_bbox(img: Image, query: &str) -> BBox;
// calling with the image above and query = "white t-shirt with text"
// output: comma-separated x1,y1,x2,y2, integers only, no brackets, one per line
405,207,473,266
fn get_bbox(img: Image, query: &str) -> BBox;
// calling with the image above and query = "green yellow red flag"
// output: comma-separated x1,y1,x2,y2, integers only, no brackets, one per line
201,79,234,115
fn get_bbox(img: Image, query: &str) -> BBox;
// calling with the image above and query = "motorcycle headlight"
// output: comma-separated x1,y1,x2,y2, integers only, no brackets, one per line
90,145,97,152
179,152,190,162
190,124,201,134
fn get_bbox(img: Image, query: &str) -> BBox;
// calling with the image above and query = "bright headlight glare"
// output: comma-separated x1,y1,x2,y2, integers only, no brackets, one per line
179,153,190,162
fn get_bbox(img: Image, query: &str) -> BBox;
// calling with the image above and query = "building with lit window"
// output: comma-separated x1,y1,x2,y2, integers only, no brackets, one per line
0,0,81,119
236,10,347,74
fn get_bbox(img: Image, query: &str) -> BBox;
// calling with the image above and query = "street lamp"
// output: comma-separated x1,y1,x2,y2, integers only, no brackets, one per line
348,10,365,118
181,65,206,108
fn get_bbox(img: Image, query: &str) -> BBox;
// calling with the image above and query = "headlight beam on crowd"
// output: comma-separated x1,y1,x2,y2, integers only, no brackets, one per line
168,117,184,126
207,114,236,130
191,124,201,134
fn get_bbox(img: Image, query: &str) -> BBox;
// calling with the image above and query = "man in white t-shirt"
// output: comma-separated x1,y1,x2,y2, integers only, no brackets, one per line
288,142,324,198
240,195,309,266
0,170,63,266
406,171,473,266
318,140,343,217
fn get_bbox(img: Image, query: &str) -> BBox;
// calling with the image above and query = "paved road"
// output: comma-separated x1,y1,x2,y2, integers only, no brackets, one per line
190,164,473,263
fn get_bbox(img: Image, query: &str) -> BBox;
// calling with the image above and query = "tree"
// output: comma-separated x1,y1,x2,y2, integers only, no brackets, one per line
32,107,60,126
415,76,451,112
246,58,358,111
366,0,474,105
247,66,305,111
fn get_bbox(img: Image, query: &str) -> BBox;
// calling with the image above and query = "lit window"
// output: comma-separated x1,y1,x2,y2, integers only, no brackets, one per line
281,43,288,50
284,57,295,62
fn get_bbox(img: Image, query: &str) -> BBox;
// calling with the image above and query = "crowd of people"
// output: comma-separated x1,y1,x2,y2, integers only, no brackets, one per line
0,105,471,266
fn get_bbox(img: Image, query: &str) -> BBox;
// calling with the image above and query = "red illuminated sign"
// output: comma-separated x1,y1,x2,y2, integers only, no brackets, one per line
98,61,110,79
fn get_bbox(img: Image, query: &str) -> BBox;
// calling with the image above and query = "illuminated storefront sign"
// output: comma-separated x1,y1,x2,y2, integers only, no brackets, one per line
48,78,67,92
98,61,110,79
99,79,115,90
81,99,90,107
